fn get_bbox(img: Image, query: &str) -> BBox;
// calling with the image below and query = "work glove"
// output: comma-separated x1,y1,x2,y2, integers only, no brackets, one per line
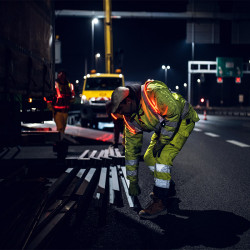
153,140,165,158
129,182,141,196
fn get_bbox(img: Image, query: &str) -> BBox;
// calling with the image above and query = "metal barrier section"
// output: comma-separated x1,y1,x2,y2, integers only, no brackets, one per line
22,147,136,249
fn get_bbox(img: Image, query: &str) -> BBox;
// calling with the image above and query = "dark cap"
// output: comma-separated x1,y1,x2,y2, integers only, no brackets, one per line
108,87,129,114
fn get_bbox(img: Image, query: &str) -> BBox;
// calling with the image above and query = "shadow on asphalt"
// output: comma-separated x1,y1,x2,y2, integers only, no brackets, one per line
107,198,250,249
145,197,250,249
46,197,250,250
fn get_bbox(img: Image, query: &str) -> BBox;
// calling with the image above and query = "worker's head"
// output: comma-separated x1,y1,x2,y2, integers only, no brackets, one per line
57,70,67,82
107,86,137,116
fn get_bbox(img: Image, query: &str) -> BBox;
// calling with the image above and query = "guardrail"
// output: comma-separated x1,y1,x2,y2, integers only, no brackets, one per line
195,107,250,117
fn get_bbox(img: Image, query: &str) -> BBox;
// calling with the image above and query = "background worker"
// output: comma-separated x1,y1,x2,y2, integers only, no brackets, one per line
107,80,199,219
47,70,75,133
47,70,75,155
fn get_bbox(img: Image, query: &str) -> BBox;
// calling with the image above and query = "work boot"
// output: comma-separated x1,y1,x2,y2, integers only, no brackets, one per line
139,197,167,219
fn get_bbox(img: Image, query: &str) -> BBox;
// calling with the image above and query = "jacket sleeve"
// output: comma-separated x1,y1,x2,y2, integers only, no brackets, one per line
70,83,75,103
124,126,143,183
149,84,181,145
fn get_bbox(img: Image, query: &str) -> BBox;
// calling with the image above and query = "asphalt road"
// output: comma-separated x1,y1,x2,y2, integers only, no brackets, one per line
47,115,250,249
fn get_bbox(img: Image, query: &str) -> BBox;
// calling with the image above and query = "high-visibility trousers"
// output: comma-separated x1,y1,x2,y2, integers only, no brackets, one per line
144,119,195,189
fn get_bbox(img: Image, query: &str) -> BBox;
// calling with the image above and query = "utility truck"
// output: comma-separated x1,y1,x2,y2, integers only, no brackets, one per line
80,72,124,127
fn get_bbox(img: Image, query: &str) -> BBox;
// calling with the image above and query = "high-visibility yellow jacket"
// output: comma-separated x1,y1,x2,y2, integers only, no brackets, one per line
124,80,199,182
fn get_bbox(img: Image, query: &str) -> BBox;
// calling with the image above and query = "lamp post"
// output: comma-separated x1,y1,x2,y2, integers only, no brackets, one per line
91,18,99,69
162,65,170,84
95,53,101,72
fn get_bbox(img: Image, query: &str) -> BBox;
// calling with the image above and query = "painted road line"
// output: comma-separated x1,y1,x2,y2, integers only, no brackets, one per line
194,128,202,132
226,140,250,148
204,132,220,137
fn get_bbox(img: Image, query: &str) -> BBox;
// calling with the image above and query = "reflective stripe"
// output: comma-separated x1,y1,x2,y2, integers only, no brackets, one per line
155,163,171,173
164,120,178,128
141,84,165,125
148,166,154,172
181,101,189,119
54,106,70,109
111,113,118,120
125,159,139,166
127,170,137,177
141,83,178,134
131,120,144,131
160,128,174,137
154,178,170,188
55,82,62,98
154,123,161,131
123,116,142,134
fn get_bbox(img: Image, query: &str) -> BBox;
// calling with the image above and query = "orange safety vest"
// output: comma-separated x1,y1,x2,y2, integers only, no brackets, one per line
53,80,75,112
113,80,189,135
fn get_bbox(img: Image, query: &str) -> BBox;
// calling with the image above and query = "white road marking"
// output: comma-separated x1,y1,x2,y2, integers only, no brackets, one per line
204,132,220,137
194,128,202,132
226,140,250,148
194,129,249,148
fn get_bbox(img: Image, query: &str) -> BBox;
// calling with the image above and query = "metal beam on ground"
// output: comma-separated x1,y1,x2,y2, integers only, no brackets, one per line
117,165,134,208
26,201,76,249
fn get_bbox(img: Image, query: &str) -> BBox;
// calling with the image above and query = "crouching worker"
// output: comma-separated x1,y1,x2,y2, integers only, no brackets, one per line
106,80,199,219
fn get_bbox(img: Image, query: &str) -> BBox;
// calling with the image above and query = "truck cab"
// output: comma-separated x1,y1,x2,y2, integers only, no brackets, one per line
80,72,125,128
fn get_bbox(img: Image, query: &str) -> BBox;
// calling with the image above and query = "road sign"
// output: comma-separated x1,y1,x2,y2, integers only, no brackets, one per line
216,57,243,77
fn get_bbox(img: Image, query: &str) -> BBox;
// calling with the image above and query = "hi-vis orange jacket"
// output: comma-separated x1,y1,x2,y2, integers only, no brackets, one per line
124,80,199,183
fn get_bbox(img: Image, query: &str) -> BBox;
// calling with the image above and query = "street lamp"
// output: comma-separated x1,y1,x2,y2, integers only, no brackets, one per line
95,53,101,71
91,18,99,69
162,65,170,84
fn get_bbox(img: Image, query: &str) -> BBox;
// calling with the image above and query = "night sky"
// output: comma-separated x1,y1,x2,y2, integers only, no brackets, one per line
54,0,250,106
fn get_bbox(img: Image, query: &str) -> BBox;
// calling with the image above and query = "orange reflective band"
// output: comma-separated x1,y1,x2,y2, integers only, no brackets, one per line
143,83,160,114
53,106,70,109
55,83,62,98
123,115,136,134
111,113,118,120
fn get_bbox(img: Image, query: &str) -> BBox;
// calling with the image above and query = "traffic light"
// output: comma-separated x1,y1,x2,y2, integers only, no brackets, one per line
217,77,223,83
235,77,241,84
200,98,205,103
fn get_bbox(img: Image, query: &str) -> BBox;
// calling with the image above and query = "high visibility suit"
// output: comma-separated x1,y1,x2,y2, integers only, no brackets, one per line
47,78,75,133
124,80,199,198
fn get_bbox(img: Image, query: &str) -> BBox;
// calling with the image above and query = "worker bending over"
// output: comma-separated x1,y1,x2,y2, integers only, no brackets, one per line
107,80,199,219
